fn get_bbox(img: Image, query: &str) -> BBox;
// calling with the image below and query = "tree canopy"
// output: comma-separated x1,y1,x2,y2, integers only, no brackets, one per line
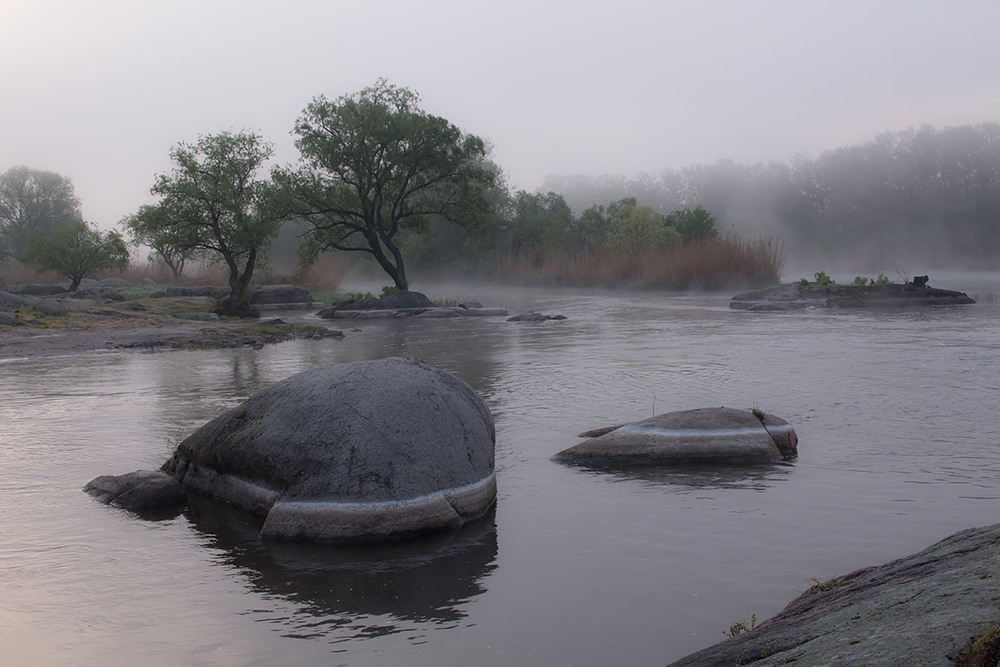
0,166,82,262
137,130,282,315
122,203,200,279
21,220,129,291
277,79,498,290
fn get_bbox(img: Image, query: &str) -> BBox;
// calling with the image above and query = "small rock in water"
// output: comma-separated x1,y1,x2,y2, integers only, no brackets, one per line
84,470,186,514
554,407,797,465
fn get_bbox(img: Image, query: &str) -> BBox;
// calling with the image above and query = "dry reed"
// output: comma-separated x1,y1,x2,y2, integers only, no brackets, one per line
494,237,784,290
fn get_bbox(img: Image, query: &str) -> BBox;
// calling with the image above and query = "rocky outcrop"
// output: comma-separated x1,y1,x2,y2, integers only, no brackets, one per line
84,470,186,514
553,407,797,465
669,523,1000,666
731,282,976,310
319,290,507,319
157,358,496,543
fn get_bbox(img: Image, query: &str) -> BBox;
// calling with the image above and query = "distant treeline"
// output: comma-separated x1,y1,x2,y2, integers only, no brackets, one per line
541,122,1000,270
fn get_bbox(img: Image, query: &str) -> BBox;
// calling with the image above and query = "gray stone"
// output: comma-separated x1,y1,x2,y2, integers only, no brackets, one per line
84,470,187,514
249,284,313,304
163,357,496,543
553,407,797,464
669,523,1000,666
0,290,29,310
0,311,16,325
176,311,219,320
16,284,66,296
142,277,157,285
33,298,66,316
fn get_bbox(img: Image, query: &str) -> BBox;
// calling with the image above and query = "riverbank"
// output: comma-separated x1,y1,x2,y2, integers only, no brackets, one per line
0,294,335,360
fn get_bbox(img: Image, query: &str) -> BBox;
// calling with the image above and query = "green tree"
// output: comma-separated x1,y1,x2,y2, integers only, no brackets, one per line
0,166,82,262
278,79,498,290
666,205,719,242
122,203,200,279
22,220,129,291
607,201,681,252
496,191,575,256
140,130,282,315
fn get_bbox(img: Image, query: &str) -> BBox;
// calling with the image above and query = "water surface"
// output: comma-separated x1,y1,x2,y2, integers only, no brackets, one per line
2,277,999,665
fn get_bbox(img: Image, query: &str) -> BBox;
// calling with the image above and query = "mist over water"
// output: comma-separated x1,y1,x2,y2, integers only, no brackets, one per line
2,278,999,665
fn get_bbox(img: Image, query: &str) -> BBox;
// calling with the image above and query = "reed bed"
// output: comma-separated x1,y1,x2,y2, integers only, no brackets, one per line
494,237,784,290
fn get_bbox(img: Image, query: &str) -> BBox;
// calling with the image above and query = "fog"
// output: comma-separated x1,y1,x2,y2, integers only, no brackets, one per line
2,0,999,236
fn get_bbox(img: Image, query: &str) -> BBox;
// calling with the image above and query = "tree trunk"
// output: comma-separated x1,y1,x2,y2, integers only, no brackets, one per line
216,250,259,318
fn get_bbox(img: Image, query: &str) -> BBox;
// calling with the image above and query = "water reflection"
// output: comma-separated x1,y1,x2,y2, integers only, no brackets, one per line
572,462,796,491
184,494,498,639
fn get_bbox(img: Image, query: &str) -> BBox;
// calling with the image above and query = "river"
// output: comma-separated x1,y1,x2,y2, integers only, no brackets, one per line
1,274,999,665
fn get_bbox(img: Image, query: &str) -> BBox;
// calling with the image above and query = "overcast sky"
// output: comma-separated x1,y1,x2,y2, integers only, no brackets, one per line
2,0,998,228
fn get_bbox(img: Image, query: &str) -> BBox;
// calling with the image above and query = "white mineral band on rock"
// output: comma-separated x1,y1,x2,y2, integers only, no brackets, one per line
272,472,497,511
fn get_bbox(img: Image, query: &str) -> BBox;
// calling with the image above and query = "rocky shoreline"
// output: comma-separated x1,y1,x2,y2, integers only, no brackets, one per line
0,288,338,360
669,523,1000,665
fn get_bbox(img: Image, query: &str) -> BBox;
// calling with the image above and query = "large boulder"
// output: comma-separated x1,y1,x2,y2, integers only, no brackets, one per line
248,284,313,305
162,357,496,543
553,407,797,465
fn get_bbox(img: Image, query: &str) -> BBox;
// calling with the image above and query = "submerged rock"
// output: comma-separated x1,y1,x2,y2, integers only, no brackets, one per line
84,470,186,514
553,407,797,465
162,357,496,543
669,522,1000,666
507,312,567,322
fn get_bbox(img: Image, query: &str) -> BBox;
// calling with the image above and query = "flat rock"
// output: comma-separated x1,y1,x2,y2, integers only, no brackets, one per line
84,470,187,514
554,407,797,464
163,357,497,543
669,522,1000,666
